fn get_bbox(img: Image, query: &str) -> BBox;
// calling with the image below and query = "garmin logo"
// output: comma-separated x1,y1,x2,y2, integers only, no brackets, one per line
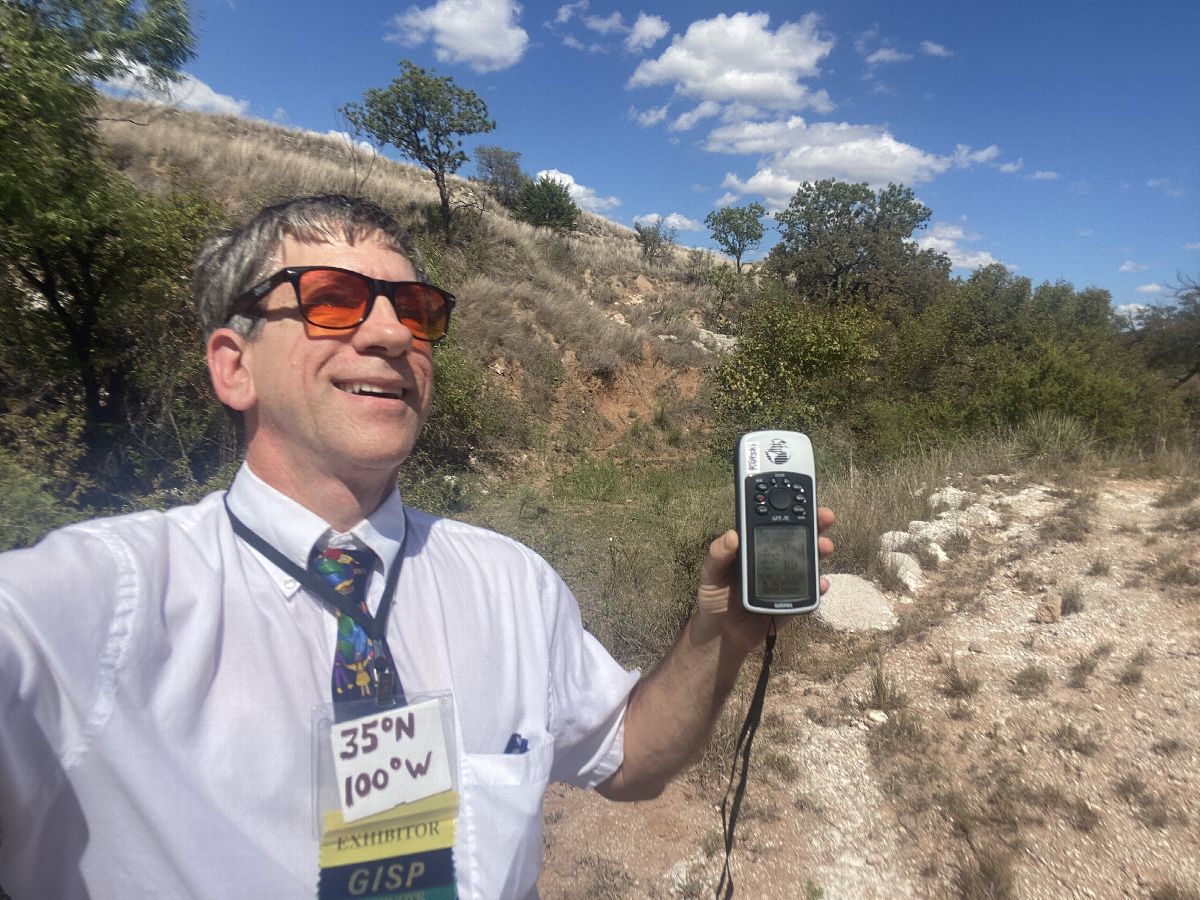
765,440,790,465
747,444,760,473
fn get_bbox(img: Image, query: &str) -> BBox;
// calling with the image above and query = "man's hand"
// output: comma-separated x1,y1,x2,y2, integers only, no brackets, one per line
692,507,837,654
597,508,835,801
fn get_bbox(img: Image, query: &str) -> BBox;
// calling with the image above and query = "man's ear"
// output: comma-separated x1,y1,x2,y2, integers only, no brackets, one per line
207,327,257,412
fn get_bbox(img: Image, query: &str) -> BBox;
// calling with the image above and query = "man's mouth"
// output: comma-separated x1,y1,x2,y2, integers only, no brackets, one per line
336,381,407,400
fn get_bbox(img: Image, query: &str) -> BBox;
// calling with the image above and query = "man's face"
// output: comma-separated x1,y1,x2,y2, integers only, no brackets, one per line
227,234,434,496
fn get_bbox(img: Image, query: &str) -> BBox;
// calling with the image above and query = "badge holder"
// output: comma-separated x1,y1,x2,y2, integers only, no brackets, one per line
313,692,460,899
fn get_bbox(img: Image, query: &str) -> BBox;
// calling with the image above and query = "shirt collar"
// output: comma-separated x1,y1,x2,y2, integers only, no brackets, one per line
225,463,408,594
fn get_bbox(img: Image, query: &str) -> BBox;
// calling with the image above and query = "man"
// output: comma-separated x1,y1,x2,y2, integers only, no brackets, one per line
0,195,834,898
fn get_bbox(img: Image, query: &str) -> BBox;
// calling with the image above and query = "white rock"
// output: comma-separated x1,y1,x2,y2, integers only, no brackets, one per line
880,531,913,552
958,503,1002,527
817,574,898,631
879,551,923,594
928,487,971,511
909,520,972,546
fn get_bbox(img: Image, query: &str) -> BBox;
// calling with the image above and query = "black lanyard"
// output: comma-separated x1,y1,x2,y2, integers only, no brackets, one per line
222,495,408,647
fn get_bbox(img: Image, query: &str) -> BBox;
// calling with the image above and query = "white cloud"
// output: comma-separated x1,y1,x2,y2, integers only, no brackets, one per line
630,104,669,127
626,12,670,52
537,168,621,213
583,11,623,34
1029,170,1059,181
103,67,249,116
998,158,1024,174
1136,283,1168,294
1186,242,1200,250
664,212,704,232
920,40,954,57
1115,303,1147,320
628,12,835,114
952,144,999,167
1146,177,1185,198
866,47,912,64
669,100,721,132
389,0,528,72
917,221,1001,270
324,130,376,155
563,35,602,52
635,212,703,232
709,117,978,206
555,0,586,24
1079,229,1095,237
1119,260,1150,272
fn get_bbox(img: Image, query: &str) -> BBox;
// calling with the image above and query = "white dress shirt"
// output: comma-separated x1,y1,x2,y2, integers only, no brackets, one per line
0,464,639,899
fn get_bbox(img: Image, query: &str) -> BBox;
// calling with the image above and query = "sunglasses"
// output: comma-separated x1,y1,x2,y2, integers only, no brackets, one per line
233,266,456,342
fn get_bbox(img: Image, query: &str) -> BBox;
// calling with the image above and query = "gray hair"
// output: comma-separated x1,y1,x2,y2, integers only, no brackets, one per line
191,195,429,338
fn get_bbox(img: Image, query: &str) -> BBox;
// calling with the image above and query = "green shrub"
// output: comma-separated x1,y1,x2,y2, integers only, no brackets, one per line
0,449,80,550
713,285,878,440
513,175,579,232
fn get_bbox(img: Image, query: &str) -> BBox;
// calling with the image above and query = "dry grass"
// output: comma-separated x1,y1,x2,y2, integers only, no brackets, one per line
1061,582,1086,616
1039,489,1099,543
941,653,982,699
954,844,1016,900
1011,663,1051,698
1050,721,1102,756
1155,478,1200,508
1119,646,1153,686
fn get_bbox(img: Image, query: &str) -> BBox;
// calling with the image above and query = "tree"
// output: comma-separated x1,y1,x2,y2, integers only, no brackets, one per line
705,203,765,274
1,0,194,229
713,282,878,438
634,217,677,265
473,145,529,209
0,0,228,503
1134,276,1200,388
767,179,941,313
513,175,580,232
342,61,494,236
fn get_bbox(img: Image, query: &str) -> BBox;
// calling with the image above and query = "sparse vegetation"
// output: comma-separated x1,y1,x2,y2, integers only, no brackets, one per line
1051,721,1101,755
1113,773,1186,829
954,844,1016,900
942,654,982,699
1119,646,1153,685
868,653,907,711
1068,654,1099,689
1039,489,1099,543
1061,582,1086,616
1011,663,1052,698
1155,478,1200,508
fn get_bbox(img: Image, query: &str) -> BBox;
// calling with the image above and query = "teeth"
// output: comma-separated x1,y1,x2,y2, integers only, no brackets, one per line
340,382,403,398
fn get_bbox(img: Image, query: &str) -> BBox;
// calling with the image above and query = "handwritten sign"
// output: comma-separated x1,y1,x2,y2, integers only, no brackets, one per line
330,699,452,823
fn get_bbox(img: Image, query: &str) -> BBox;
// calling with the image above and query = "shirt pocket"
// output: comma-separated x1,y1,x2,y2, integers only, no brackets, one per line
458,741,554,900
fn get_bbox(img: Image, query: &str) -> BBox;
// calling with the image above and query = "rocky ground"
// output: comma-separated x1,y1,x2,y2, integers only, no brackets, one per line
539,472,1200,899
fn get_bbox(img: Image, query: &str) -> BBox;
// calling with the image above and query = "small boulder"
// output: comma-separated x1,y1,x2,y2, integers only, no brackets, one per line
880,550,924,594
880,530,914,552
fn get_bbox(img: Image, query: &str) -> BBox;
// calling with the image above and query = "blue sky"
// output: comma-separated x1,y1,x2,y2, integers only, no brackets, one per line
115,0,1199,313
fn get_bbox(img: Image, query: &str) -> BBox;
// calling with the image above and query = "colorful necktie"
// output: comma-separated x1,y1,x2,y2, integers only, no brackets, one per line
308,545,393,704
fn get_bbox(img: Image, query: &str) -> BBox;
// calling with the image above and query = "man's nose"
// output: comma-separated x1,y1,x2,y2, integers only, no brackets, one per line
351,294,415,354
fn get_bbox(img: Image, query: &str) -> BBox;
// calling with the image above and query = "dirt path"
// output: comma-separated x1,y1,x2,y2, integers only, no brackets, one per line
539,473,1200,899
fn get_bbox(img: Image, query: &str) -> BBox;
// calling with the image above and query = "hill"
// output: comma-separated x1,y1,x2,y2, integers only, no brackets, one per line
98,97,726,469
